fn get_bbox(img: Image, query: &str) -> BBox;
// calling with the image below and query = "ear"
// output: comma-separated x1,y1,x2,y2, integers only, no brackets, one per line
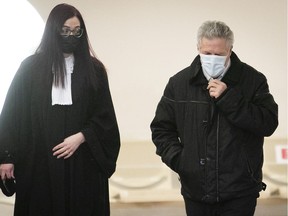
228,46,233,56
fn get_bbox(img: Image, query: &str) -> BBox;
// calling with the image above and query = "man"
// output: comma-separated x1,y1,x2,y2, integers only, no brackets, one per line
150,21,278,216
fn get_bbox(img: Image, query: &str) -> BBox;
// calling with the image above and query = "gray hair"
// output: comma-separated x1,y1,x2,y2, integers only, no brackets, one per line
197,21,234,48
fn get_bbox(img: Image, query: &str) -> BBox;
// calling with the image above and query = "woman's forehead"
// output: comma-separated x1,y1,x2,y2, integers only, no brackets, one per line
63,16,80,27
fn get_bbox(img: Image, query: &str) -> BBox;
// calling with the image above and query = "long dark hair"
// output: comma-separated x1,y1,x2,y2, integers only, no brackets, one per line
35,3,105,87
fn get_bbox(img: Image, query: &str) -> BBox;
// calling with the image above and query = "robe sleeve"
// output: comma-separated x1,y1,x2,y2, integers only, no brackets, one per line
81,64,120,178
0,58,31,164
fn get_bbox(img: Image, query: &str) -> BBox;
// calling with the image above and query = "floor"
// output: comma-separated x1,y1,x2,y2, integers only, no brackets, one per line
1,198,287,216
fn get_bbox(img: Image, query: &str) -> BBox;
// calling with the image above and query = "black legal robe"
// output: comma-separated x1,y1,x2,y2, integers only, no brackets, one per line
0,54,120,216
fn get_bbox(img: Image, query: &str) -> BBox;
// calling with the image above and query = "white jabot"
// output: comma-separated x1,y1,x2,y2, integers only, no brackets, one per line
51,55,74,105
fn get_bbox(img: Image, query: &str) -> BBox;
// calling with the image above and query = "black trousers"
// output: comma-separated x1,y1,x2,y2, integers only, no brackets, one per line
184,195,258,216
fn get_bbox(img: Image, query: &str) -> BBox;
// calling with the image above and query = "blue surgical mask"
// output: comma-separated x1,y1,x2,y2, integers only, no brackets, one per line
200,54,227,80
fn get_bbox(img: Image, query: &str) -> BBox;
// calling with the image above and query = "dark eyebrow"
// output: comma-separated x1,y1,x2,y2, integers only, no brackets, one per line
62,25,81,29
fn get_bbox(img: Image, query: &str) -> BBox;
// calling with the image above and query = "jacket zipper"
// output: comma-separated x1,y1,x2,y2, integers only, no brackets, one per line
216,114,220,202
202,89,212,201
202,120,208,198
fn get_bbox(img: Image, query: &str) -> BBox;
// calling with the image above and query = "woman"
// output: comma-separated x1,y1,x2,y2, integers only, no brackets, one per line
0,4,120,216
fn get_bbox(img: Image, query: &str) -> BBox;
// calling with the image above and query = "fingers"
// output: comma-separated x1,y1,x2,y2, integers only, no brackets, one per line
11,170,15,179
5,172,12,179
52,142,74,159
64,151,73,159
0,169,5,180
207,79,227,98
0,164,15,180
52,142,65,152
56,150,73,159
207,79,221,89
53,146,73,159
54,149,73,159
52,133,84,159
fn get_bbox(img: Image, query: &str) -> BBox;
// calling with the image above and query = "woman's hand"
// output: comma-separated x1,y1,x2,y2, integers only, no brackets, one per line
0,163,15,180
52,132,85,159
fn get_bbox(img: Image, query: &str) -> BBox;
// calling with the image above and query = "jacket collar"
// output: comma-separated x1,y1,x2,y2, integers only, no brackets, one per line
189,52,243,87
188,55,206,86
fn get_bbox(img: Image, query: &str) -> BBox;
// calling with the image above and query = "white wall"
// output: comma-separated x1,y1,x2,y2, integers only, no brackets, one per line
0,0,285,204
28,0,287,141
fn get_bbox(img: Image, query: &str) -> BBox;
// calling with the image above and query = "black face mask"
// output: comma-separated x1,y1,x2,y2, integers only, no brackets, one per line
61,36,81,53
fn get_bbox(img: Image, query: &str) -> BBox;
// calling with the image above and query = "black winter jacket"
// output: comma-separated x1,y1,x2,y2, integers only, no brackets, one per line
150,52,278,203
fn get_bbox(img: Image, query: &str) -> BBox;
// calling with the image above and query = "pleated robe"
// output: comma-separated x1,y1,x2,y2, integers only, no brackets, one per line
0,54,120,216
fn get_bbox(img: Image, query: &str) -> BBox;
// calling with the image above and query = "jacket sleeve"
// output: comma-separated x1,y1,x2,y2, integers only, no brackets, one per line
81,66,120,178
150,78,182,172
216,72,278,137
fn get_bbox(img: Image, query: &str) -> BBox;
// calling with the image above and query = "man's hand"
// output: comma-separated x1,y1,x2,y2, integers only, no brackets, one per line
207,79,227,98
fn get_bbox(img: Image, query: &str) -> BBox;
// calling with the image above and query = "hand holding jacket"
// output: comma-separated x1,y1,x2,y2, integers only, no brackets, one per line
207,79,228,98
0,163,14,180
